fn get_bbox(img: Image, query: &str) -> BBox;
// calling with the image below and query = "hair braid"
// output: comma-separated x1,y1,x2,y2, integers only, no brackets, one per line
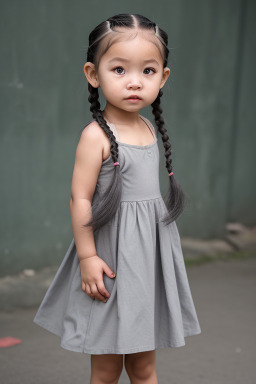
151,90,186,224
83,83,122,232
88,84,119,160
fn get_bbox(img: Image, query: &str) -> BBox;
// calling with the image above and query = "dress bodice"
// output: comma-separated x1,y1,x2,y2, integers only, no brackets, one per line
93,115,162,202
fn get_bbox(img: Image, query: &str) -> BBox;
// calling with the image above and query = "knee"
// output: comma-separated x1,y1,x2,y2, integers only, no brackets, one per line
91,357,123,383
125,355,156,381
131,361,155,380
97,363,123,383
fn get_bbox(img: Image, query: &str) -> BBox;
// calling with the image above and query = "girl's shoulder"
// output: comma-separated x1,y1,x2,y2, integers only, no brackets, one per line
78,120,110,164
80,119,109,146
80,119,102,137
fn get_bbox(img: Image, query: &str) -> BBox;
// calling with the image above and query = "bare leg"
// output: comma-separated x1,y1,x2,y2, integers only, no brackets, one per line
90,353,124,384
124,350,158,384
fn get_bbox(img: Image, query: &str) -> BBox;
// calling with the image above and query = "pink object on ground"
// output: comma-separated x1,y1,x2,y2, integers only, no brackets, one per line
0,337,22,347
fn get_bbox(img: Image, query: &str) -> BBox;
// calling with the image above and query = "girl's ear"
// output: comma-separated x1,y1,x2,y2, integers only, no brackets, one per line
83,62,100,88
160,67,171,89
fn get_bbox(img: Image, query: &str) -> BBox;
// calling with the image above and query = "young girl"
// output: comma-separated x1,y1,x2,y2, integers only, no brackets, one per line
34,13,201,384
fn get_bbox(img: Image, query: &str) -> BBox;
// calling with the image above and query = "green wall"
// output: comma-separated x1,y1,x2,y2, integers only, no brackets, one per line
1,0,255,276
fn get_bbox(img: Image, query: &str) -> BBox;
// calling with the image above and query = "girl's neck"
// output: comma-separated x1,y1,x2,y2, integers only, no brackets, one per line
102,107,141,127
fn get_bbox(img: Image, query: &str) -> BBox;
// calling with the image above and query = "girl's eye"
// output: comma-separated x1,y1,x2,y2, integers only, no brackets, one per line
144,67,156,75
114,67,125,75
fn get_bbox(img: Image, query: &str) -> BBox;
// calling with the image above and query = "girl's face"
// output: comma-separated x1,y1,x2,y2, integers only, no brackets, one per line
84,30,170,116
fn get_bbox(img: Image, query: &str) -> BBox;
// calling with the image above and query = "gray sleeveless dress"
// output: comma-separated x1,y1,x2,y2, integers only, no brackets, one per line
33,115,201,355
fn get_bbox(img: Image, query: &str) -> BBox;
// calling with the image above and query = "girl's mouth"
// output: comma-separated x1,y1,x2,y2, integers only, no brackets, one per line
125,96,142,102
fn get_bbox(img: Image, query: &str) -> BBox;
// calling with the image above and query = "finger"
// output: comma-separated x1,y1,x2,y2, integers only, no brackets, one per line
91,283,108,302
85,283,94,298
81,281,86,292
96,281,110,298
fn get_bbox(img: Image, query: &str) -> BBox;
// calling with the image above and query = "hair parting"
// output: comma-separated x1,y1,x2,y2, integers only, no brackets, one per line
83,13,186,232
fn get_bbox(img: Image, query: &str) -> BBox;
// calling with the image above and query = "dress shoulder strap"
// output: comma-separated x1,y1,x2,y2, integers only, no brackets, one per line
140,115,157,140
107,122,120,141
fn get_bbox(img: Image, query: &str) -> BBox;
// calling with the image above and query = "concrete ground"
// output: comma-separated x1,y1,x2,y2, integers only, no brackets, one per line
0,255,255,384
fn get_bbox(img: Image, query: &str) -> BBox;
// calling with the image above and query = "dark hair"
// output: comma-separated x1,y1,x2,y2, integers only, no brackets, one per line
83,13,186,232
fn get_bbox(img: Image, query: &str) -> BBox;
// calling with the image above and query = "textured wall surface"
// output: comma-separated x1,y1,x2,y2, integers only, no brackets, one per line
1,0,255,276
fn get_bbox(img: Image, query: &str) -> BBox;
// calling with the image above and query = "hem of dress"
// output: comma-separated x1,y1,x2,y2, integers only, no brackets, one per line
33,317,62,338
60,328,202,355
33,317,201,355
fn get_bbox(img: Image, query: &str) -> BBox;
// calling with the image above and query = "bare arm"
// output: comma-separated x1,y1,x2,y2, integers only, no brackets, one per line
70,122,103,261
69,121,115,302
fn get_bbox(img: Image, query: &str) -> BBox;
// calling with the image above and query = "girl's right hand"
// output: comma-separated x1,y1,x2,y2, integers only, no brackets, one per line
79,255,116,302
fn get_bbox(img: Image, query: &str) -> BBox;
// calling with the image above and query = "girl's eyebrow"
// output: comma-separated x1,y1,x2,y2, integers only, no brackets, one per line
108,57,160,66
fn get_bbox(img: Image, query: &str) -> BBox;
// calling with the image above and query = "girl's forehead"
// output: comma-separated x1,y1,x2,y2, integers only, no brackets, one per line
101,32,163,62
94,28,165,69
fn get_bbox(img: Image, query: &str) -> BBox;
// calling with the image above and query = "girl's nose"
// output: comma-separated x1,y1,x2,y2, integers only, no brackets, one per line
127,78,142,89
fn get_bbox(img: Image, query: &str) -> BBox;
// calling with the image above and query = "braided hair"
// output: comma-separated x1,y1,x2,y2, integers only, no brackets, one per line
83,13,186,232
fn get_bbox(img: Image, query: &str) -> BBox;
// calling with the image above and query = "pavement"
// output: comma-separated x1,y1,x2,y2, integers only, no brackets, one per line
0,255,255,384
